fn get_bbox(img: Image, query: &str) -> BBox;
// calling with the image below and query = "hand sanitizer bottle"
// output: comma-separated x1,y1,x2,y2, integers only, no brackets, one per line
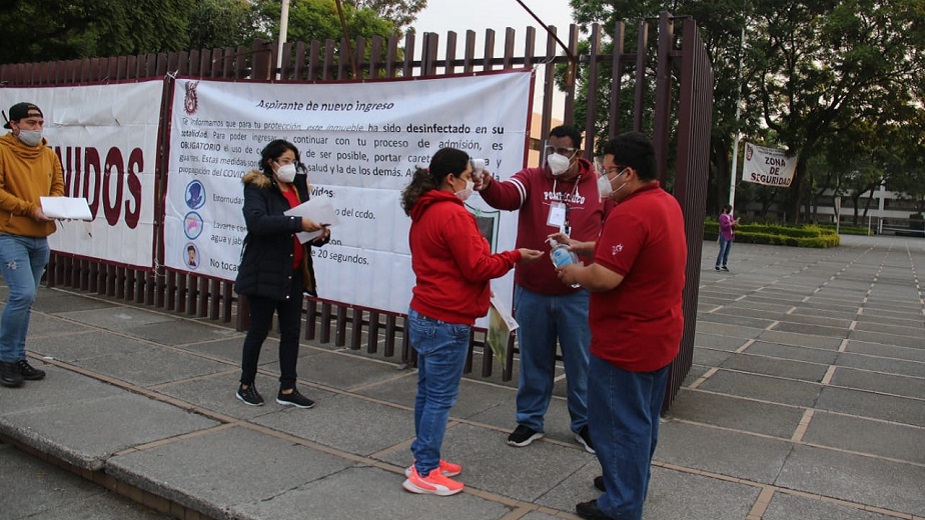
547,237,577,267
547,237,581,288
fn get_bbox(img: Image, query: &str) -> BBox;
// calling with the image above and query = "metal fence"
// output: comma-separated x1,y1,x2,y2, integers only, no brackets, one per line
0,12,712,409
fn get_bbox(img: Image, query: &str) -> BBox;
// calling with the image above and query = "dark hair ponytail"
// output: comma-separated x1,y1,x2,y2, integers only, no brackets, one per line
400,147,470,215
401,168,437,215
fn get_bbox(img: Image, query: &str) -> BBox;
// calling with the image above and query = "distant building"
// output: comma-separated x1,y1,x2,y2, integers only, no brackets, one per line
812,185,921,222
739,183,923,235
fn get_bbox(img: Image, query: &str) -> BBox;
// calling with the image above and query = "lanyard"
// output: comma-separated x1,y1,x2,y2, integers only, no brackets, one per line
552,176,581,235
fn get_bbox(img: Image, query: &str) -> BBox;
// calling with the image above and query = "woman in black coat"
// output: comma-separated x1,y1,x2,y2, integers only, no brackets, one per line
234,139,329,408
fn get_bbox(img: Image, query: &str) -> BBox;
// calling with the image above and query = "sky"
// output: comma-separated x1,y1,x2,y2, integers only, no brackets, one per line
410,1,576,117
410,0,575,54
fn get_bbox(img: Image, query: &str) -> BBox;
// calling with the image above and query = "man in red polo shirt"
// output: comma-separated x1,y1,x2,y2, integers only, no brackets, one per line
556,132,686,520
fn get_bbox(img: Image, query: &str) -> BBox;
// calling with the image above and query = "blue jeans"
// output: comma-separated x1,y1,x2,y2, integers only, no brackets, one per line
513,284,590,434
408,308,470,476
589,356,670,520
715,236,732,268
0,234,50,363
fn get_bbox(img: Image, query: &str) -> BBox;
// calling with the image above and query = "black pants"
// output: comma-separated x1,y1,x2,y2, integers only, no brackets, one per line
239,271,304,391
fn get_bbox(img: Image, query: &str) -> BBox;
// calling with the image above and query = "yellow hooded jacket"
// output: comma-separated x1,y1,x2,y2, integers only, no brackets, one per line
0,132,65,237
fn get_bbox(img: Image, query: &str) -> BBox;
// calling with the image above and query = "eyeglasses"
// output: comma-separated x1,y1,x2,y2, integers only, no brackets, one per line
604,165,629,175
544,146,577,157
275,158,298,166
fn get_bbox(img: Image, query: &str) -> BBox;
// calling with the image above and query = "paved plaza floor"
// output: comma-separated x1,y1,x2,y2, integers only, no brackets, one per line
1,235,923,520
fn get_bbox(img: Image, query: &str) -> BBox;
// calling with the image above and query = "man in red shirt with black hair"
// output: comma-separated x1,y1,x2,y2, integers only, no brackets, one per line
556,132,686,520
474,125,607,453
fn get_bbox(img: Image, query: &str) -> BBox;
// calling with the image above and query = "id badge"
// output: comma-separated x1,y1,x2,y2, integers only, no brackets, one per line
547,202,566,229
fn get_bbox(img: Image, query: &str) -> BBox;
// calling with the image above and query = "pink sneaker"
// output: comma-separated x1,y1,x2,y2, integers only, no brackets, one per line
402,466,464,496
404,459,462,478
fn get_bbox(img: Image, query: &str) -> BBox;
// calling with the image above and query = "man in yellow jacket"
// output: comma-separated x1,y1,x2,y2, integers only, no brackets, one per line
0,102,64,388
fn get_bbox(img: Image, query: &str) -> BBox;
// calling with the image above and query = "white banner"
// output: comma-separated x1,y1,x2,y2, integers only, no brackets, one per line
1,82,161,268
742,142,798,187
165,72,532,314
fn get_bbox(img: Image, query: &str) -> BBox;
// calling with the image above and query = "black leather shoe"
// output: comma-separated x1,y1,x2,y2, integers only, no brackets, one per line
576,499,616,520
593,475,605,492
16,359,45,381
0,361,24,388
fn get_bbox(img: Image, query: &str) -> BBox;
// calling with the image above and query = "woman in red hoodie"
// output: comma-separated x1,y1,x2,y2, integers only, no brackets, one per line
400,147,541,496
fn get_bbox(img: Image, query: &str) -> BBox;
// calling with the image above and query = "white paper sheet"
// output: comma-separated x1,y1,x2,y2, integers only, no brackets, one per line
283,197,339,243
40,197,92,220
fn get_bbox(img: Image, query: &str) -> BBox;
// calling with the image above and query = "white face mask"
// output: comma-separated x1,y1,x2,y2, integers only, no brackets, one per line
17,129,43,147
597,174,614,199
275,163,298,183
599,169,629,200
546,153,571,177
455,180,474,202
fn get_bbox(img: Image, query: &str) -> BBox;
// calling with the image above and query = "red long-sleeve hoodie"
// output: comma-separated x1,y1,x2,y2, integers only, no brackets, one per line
409,189,522,325
479,158,608,295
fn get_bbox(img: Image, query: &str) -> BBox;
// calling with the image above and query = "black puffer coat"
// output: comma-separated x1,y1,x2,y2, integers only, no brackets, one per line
233,169,328,300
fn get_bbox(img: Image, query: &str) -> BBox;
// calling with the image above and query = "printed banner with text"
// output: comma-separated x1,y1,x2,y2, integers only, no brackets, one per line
164,71,533,314
742,142,798,187
1,82,161,268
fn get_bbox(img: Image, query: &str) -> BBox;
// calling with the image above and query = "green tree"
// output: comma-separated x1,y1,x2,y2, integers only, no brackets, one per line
747,0,925,222
0,0,418,65
188,0,261,51
251,0,401,79
255,0,398,44
569,0,753,209
568,0,925,223
890,170,925,214
796,98,925,226
875,112,925,215
811,110,925,224
0,0,196,64
347,0,427,31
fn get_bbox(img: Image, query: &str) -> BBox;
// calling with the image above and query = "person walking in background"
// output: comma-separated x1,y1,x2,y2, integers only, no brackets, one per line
400,147,542,496
473,125,607,453
0,102,64,388
556,132,687,520
234,139,330,409
715,204,737,271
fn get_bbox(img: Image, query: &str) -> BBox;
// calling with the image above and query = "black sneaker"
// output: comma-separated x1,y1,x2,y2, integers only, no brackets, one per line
17,359,45,381
277,388,315,409
575,425,595,454
593,475,605,492
721,266,729,271
714,266,720,271
507,424,543,447
236,384,264,406
576,499,614,520
0,361,23,388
